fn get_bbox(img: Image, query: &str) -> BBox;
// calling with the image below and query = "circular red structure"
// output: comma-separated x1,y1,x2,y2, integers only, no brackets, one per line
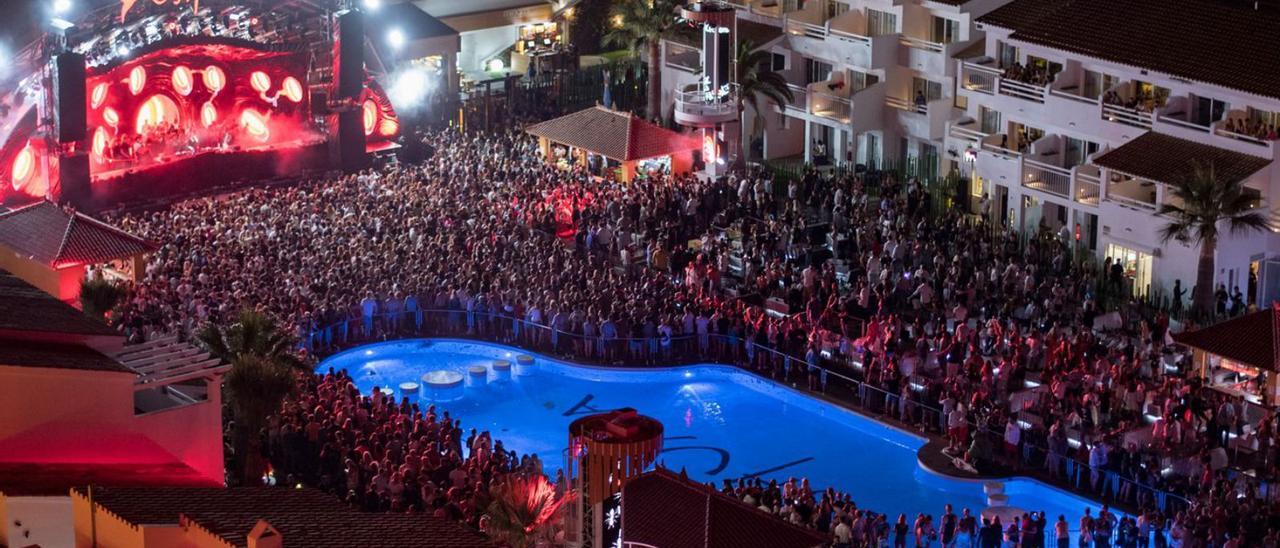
568,408,664,502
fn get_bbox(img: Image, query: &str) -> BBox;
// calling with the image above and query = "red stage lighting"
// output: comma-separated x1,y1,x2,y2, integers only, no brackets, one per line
128,66,147,95
378,118,399,138
136,95,179,135
362,99,377,136
281,76,304,103
92,127,108,158
91,83,109,109
11,145,34,188
203,65,226,93
250,71,272,93
239,109,270,141
103,107,120,128
173,66,194,96
201,102,218,128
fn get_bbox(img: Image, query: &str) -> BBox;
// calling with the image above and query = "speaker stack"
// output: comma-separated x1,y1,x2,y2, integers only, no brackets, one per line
333,9,368,172
52,52,91,208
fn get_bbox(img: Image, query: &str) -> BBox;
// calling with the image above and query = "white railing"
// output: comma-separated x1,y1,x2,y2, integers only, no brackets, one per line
1101,104,1154,129
1022,159,1071,197
829,27,872,45
1109,192,1158,212
811,89,852,122
784,83,808,113
1049,88,1100,106
674,83,740,120
1156,113,1211,133
960,62,998,95
1075,171,1101,205
998,79,1047,103
885,95,924,114
1215,128,1271,147
785,18,827,39
899,35,943,53
949,122,987,142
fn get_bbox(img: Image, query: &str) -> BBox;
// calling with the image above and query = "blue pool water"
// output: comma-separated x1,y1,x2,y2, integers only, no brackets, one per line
321,339,1101,530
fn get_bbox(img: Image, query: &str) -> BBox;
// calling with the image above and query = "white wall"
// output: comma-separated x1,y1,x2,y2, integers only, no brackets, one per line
2,496,74,548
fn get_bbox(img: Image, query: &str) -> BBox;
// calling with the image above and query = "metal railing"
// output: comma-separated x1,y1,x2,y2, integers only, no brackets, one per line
960,61,998,94
1022,159,1071,198
884,95,924,114
948,122,988,143
1074,171,1102,206
674,83,740,119
998,78,1048,103
900,35,944,53
1049,88,1101,106
1155,112,1211,133
1101,104,1154,129
1215,127,1272,146
1108,191,1158,212
810,88,852,122
784,83,808,113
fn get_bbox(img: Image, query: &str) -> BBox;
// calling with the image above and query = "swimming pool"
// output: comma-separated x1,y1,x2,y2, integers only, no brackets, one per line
321,339,1101,532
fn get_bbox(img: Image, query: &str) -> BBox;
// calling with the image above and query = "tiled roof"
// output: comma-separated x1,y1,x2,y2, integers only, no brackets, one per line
0,340,133,374
0,201,156,268
526,106,700,161
0,269,121,337
74,486,496,548
1173,308,1275,371
1093,132,1271,184
621,468,828,548
978,0,1280,99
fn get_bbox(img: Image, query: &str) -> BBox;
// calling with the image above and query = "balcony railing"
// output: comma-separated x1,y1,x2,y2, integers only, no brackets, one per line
785,18,827,39
811,89,852,123
884,95,924,114
784,83,807,113
1048,88,1101,106
1215,127,1272,147
998,79,1047,103
1101,104,1154,129
1022,159,1071,198
829,27,872,46
673,83,740,124
1075,170,1101,206
1109,192,1158,212
948,120,988,143
899,35,944,53
960,61,998,94
1155,112,1211,134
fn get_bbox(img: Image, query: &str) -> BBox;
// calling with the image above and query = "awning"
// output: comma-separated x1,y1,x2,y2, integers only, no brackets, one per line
1093,131,1271,184
1173,307,1275,371
526,106,699,162
110,335,229,387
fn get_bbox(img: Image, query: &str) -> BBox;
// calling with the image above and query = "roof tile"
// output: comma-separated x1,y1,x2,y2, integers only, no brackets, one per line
1093,132,1271,184
525,106,699,162
0,201,156,268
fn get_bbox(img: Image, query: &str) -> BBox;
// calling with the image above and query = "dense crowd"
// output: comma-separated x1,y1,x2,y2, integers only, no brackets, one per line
107,126,1280,546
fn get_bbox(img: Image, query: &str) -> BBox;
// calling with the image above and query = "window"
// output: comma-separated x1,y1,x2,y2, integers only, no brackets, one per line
1025,56,1063,79
867,10,897,37
1190,95,1228,127
850,70,879,91
826,0,849,20
1105,244,1154,297
930,16,960,44
1063,137,1099,168
997,42,1019,69
1081,70,1116,99
805,58,833,84
979,106,1002,135
864,133,881,168
912,77,943,102
771,52,787,72
1248,107,1280,128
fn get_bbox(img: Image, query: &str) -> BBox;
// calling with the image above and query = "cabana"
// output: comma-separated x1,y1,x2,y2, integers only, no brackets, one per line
525,106,699,182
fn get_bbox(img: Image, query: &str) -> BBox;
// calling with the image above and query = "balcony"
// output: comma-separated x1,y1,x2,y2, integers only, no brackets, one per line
782,78,884,130
1106,174,1161,212
674,83,741,126
887,96,953,141
958,60,1047,103
1022,158,1071,198
726,0,798,19
899,36,968,76
947,118,988,144
1074,165,1101,206
1100,103,1154,129
782,6,896,70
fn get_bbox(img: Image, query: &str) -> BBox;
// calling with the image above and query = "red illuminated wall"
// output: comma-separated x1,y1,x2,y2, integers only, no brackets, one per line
84,42,314,178
362,77,400,151
0,109,49,206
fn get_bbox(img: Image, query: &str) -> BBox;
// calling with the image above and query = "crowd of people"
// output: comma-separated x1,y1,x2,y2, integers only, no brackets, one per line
106,124,1280,546
1220,117,1280,142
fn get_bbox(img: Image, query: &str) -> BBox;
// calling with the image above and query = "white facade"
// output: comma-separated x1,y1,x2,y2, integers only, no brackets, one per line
659,0,1280,305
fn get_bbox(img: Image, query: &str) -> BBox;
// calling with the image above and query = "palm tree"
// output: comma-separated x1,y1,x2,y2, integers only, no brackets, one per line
735,40,793,164
79,277,125,322
1158,162,1268,318
224,354,296,485
603,0,689,121
484,474,576,548
196,308,305,371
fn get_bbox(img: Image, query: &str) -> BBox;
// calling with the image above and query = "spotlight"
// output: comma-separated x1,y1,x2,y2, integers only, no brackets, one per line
53,0,72,14
363,0,381,9
387,28,404,49
115,44,129,57
388,67,432,109
487,58,504,72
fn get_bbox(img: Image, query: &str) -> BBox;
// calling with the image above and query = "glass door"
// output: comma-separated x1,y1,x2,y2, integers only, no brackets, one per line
867,10,897,36
1106,244,1154,297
